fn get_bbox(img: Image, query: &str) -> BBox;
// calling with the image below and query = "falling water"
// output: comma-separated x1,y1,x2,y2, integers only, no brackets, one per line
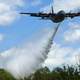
0,24,60,79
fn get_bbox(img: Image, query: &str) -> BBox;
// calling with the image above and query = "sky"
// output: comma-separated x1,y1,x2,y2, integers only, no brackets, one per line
0,0,80,78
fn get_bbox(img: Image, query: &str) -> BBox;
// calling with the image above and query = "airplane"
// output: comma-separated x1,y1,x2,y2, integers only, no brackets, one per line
20,6,80,23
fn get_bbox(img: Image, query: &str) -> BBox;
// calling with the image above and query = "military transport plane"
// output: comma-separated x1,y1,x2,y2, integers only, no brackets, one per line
20,6,80,23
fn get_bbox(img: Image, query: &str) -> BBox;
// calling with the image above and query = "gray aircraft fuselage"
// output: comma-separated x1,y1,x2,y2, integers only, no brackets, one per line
49,11,66,23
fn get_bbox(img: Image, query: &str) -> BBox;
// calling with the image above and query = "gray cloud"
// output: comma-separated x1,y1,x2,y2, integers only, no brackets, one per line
64,22,80,43
53,0,80,12
0,0,24,26
43,43,80,69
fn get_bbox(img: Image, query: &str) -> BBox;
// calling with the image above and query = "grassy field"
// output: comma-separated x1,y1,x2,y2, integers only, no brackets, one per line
0,64,80,80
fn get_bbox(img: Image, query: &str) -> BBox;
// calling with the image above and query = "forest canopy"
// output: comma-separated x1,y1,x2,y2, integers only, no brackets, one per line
0,64,80,80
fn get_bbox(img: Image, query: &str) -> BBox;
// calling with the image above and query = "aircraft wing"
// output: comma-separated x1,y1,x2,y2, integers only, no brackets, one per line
20,12,50,18
66,12,80,18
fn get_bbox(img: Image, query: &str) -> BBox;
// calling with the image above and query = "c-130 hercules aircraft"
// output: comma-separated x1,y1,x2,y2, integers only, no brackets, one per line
20,6,80,23
20,6,80,40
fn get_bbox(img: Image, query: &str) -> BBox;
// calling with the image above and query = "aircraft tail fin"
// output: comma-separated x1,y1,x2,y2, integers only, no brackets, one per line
51,6,54,14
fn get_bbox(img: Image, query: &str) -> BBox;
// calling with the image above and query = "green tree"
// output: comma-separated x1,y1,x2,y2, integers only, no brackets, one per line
0,69,16,80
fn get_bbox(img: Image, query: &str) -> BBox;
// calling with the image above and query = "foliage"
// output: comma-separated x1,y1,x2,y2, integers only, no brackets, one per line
0,65,80,80
0,69,16,80
26,65,80,80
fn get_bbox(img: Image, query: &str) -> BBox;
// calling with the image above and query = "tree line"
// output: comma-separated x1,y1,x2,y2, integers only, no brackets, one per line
0,64,80,80
26,65,80,80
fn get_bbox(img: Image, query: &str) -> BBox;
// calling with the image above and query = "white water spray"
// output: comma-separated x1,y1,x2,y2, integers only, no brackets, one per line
0,24,60,79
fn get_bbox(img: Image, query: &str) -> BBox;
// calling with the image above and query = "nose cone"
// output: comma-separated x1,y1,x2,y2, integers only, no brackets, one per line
57,10,66,17
51,10,66,23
